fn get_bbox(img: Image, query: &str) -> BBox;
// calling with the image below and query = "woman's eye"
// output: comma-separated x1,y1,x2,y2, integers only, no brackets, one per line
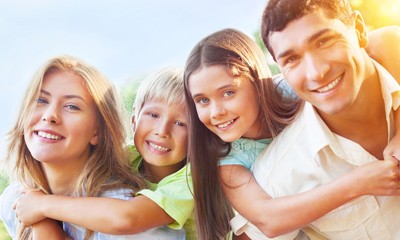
36,97,48,104
65,105,80,111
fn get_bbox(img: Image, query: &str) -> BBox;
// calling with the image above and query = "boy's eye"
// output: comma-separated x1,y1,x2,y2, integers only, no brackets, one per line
150,113,159,118
223,91,234,97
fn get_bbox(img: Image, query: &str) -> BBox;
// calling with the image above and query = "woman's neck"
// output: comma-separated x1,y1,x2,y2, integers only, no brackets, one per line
41,162,84,195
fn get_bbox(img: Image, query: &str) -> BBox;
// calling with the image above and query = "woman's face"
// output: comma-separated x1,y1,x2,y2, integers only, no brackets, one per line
188,65,262,142
24,71,99,168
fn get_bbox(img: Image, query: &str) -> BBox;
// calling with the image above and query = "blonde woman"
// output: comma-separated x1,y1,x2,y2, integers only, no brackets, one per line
0,55,185,239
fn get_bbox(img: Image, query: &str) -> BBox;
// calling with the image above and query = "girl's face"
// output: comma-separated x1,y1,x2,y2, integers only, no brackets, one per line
133,100,188,172
24,71,99,168
188,65,261,142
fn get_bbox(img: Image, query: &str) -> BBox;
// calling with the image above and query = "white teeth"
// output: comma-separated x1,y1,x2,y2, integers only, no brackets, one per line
149,142,170,152
38,131,61,140
217,119,234,128
317,75,342,93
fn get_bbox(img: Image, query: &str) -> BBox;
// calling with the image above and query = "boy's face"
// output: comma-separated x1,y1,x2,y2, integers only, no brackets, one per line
269,9,368,116
133,100,188,171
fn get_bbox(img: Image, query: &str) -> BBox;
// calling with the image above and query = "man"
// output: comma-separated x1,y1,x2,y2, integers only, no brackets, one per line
239,0,400,239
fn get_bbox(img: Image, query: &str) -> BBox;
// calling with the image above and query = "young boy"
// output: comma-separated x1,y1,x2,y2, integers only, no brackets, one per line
13,67,196,239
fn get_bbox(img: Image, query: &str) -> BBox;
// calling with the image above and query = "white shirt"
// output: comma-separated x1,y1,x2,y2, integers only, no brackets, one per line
232,62,400,239
0,182,186,240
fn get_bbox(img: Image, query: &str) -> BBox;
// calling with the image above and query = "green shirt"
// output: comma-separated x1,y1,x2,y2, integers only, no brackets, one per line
130,146,196,240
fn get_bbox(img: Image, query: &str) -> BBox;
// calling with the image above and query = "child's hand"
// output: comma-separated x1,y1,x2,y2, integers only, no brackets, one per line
349,158,400,197
13,189,47,226
384,134,400,160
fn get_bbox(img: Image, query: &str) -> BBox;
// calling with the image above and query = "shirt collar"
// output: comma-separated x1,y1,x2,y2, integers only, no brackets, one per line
300,60,400,165
301,103,347,165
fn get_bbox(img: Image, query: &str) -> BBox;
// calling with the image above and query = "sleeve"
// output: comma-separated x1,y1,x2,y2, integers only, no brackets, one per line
219,145,253,170
230,213,302,240
0,182,21,239
137,166,194,230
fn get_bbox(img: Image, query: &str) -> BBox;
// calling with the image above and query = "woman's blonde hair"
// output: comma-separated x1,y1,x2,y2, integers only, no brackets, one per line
5,55,145,239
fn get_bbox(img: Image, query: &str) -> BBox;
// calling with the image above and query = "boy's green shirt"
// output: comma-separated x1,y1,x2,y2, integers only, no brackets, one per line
129,146,196,240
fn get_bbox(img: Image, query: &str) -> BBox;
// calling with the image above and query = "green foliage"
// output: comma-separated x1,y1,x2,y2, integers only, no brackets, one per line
253,30,281,75
120,77,143,113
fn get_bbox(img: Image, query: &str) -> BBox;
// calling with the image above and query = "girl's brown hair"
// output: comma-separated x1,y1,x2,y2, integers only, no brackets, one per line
183,28,303,239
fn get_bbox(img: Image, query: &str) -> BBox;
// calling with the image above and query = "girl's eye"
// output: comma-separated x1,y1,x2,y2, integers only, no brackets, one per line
36,97,48,104
223,91,234,97
174,121,185,127
196,97,209,104
65,105,80,111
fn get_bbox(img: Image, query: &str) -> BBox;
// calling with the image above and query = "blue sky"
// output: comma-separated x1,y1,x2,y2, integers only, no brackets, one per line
0,0,268,159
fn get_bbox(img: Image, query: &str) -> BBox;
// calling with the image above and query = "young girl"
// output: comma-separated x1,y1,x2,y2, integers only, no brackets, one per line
11,67,195,239
0,56,185,239
183,28,400,240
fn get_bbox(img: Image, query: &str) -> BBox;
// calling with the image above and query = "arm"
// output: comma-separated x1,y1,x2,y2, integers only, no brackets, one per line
367,26,400,82
367,26,400,160
221,159,400,238
31,219,68,240
384,108,400,160
15,193,173,235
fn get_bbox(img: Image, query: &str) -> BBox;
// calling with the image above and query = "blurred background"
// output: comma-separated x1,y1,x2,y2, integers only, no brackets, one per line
0,0,399,239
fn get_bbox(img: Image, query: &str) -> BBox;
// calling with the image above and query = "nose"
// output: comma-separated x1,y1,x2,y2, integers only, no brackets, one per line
154,120,169,138
42,105,60,124
210,101,226,119
304,53,329,82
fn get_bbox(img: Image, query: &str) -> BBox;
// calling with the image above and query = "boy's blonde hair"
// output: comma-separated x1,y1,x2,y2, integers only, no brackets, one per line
133,67,185,120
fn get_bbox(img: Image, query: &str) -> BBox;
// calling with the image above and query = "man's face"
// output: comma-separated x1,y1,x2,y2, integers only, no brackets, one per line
269,9,368,116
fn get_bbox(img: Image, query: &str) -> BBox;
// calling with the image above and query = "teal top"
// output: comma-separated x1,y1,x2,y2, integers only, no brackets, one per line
130,146,196,240
219,138,273,170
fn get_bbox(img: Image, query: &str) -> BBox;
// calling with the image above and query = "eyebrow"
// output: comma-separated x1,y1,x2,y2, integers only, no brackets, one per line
40,89,89,104
276,28,332,61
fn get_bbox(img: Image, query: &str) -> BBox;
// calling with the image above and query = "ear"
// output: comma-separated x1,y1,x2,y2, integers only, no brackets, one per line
131,110,136,132
353,11,368,48
90,131,99,146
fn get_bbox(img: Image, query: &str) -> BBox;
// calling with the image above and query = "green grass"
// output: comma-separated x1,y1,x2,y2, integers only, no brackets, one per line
0,175,10,240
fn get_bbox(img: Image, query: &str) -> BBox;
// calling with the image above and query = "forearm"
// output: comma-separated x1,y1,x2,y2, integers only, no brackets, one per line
249,174,359,237
41,195,173,234
224,165,360,238
31,219,66,240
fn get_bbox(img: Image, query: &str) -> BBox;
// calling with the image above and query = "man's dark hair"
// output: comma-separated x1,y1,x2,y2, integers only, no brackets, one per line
261,0,354,60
